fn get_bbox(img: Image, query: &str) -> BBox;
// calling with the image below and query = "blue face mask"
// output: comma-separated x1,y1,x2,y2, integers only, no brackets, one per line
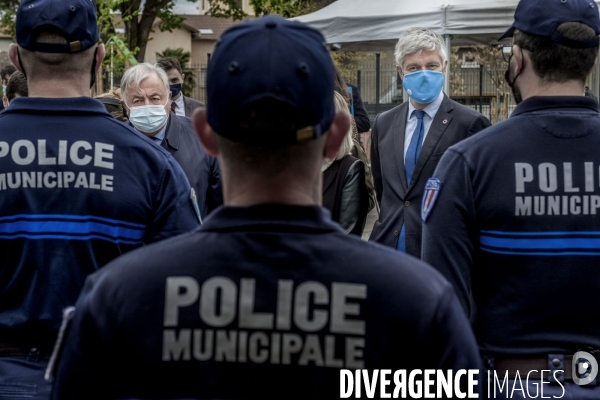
402,70,444,105
170,83,182,98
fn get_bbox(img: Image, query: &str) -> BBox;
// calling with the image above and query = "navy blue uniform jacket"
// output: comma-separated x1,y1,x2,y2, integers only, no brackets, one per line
423,96,600,356
369,94,490,257
163,114,222,217
51,205,480,399
0,97,198,349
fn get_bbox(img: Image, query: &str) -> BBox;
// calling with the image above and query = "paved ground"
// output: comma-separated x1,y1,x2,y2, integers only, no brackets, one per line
361,207,378,241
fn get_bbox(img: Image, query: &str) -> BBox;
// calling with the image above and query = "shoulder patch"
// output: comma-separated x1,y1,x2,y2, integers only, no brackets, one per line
422,178,442,222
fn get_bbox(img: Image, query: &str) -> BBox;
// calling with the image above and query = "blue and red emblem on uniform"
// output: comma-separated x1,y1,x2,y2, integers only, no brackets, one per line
422,178,442,222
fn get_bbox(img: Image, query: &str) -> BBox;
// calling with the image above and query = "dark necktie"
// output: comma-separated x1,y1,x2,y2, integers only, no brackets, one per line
405,110,425,183
397,109,426,252
170,101,177,114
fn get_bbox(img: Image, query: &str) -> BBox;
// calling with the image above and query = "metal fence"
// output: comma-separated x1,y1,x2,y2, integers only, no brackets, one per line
190,64,208,104
185,62,516,125
343,59,517,125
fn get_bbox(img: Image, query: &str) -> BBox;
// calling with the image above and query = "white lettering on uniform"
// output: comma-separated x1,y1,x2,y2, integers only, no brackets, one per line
515,163,533,193
294,281,329,332
200,277,237,327
331,283,367,335
12,140,35,165
239,278,274,329
70,141,92,166
94,142,114,169
38,140,56,165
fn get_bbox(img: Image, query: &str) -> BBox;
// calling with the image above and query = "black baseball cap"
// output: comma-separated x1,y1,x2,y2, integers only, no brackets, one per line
500,0,600,48
206,16,335,146
16,0,99,53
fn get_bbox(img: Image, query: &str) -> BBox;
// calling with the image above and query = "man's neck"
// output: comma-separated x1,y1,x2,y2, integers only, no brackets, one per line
522,81,586,100
410,98,431,110
223,173,321,207
28,77,91,98
519,70,585,100
173,92,182,101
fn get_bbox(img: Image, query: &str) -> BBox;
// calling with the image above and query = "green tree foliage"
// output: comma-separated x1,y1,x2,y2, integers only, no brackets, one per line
156,47,195,97
0,0,18,38
0,0,194,63
207,0,328,19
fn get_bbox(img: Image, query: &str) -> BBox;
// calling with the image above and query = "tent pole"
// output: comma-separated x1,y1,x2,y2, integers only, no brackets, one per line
445,35,451,96
376,53,381,114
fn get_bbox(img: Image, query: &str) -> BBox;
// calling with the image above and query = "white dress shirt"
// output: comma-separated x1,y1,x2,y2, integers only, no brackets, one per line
172,93,186,117
403,91,444,159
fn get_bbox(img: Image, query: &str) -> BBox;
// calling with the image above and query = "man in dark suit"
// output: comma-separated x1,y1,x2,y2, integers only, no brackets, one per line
369,28,491,258
157,57,205,117
122,62,222,219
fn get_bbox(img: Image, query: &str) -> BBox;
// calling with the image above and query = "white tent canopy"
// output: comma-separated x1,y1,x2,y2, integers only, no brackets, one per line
293,0,600,96
292,0,521,51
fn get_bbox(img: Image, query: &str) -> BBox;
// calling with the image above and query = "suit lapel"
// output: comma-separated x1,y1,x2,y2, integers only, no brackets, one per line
163,115,181,150
183,96,191,116
407,94,453,192
393,103,409,192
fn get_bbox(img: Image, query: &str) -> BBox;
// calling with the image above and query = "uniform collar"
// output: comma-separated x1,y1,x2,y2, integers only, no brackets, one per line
200,204,343,234
5,96,112,115
512,96,599,117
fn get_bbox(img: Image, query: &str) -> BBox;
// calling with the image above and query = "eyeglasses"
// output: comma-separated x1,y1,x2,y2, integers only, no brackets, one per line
502,45,513,63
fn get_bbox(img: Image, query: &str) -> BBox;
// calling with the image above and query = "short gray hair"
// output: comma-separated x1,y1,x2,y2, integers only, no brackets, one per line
121,62,169,98
332,91,353,161
394,28,447,69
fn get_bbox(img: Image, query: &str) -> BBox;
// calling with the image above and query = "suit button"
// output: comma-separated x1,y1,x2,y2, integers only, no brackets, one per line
404,201,411,207
394,230,399,237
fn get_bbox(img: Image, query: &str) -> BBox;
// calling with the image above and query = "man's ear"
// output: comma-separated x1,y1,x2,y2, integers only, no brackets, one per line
396,65,404,79
324,110,351,159
95,44,106,72
511,45,524,78
442,59,449,74
193,108,219,157
8,44,23,74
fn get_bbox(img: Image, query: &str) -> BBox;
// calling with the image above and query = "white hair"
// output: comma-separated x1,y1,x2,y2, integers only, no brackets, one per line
394,28,447,69
120,62,170,98
332,91,353,161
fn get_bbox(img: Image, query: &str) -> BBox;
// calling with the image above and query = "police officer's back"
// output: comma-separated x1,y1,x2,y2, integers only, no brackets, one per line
422,0,600,397
0,0,198,397
50,16,480,399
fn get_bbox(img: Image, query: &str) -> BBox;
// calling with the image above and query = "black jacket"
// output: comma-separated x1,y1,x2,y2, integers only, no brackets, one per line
322,155,368,236
349,84,370,133
163,113,222,218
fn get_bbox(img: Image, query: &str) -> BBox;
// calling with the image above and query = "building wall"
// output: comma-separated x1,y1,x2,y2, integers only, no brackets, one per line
144,28,192,64
0,38,14,53
191,40,216,65
199,0,253,15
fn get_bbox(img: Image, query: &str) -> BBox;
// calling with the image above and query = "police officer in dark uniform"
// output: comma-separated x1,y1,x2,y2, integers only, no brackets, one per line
422,0,600,398
50,16,480,400
0,0,199,397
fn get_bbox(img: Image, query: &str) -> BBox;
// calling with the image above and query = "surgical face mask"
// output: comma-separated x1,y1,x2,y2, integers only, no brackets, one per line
402,70,444,105
504,64,523,105
2,85,5,96
169,83,182,98
126,98,169,134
